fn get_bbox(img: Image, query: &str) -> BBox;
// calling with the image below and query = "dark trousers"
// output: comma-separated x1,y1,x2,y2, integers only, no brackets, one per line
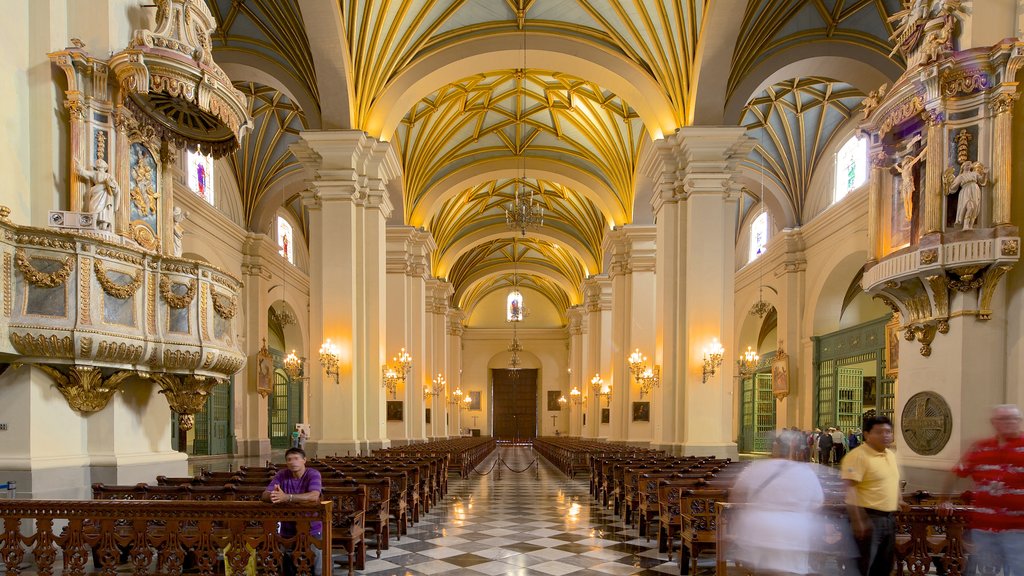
855,510,895,576
819,448,832,465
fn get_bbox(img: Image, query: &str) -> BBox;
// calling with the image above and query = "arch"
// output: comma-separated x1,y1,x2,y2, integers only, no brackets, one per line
689,0,748,125
734,168,799,230
805,249,870,337
487,348,541,370
216,54,322,129
411,157,623,229
725,46,902,125
296,0,354,129
455,265,578,311
366,31,677,142
436,227,599,279
269,298,306,358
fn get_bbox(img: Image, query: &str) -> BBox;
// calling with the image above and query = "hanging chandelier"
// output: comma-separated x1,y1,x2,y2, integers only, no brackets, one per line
505,182,544,236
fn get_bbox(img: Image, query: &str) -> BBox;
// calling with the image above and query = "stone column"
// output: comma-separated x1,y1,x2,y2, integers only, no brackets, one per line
567,305,585,436
447,308,466,435
292,130,400,456
239,236,272,458
658,127,753,459
991,93,1017,227
425,278,453,439
583,275,613,439
866,150,887,261
651,164,684,452
604,226,657,445
773,231,807,427
385,226,435,445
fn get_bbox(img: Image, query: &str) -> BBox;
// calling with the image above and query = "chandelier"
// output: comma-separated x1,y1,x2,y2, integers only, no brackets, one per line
270,305,297,327
424,372,445,399
737,346,760,377
381,348,412,399
749,132,774,319
507,336,523,372
284,350,304,380
505,183,544,236
627,348,660,399
591,373,611,406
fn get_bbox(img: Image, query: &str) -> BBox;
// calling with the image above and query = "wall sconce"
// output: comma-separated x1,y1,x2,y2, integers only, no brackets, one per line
319,339,341,384
424,372,445,400
627,348,647,379
381,348,412,399
702,338,725,383
591,374,612,406
460,393,472,411
569,386,582,406
737,346,760,377
284,350,305,380
558,394,567,408
638,366,661,398
447,381,463,406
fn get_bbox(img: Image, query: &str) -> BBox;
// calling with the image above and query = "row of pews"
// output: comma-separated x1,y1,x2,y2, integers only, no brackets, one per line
534,437,975,576
0,436,496,576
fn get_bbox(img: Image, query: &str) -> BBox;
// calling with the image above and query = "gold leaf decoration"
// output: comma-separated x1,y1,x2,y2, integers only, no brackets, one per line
15,248,75,288
211,291,237,319
94,259,143,299
159,276,197,309
36,366,139,413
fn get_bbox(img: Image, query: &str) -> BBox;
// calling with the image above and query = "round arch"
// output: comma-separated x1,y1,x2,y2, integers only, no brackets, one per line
805,249,870,337
268,298,306,358
436,227,599,279
725,46,902,125
366,31,677,142
216,54,323,129
455,265,579,311
411,158,624,228
734,168,799,230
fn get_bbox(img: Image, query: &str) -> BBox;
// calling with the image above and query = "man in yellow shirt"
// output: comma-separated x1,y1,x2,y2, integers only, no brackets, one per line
841,416,908,576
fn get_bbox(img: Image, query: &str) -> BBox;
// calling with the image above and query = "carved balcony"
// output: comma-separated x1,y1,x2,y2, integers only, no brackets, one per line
0,208,244,416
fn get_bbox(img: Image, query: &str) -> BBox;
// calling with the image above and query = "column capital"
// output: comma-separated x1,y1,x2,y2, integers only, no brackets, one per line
582,274,613,312
291,130,400,217
447,308,466,336
651,127,755,200
567,305,586,335
386,226,436,278
425,278,454,314
603,225,657,277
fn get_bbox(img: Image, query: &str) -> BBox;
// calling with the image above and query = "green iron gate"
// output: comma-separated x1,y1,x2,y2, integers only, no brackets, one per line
269,367,303,449
193,378,233,455
813,317,894,430
739,352,777,454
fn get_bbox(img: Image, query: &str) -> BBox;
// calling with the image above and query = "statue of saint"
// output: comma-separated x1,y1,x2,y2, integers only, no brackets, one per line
172,206,187,257
892,144,928,222
76,159,120,232
944,160,988,230
256,338,273,398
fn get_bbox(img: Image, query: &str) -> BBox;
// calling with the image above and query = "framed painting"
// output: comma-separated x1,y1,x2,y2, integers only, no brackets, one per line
547,390,562,411
632,401,650,422
386,401,403,422
425,408,431,424
468,390,481,411
601,408,610,424
885,319,900,377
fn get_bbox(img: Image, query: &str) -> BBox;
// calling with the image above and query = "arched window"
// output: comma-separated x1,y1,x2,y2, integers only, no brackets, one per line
507,290,524,322
186,150,215,205
834,135,867,203
277,216,293,263
750,211,769,261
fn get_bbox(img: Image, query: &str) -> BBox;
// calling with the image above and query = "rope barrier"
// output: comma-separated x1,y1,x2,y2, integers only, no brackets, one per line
468,451,540,479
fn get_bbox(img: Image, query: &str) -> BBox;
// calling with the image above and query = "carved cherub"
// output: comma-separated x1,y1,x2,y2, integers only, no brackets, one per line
862,84,888,118
922,17,954,63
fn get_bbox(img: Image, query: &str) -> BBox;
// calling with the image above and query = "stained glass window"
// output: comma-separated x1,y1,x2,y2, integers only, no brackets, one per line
750,211,769,261
834,136,867,203
186,150,214,205
277,217,293,263
507,290,524,322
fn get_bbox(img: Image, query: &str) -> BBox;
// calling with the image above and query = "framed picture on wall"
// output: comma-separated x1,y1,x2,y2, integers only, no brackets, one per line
632,401,650,422
386,401,403,422
885,319,900,377
468,391,481,410
547,390,562,411
425,408,431,424
601,408,610,424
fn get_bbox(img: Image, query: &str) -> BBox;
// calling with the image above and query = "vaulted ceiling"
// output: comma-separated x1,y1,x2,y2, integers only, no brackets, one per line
206,0,905,325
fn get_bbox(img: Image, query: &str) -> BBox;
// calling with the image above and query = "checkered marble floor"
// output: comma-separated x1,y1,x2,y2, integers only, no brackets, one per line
349,446,715,576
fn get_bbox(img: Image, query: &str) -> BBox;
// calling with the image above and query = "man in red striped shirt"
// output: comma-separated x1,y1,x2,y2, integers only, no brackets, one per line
941,404,1024,574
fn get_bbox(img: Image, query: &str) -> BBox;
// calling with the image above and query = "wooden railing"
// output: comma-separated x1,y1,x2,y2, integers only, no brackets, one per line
0,499,332,575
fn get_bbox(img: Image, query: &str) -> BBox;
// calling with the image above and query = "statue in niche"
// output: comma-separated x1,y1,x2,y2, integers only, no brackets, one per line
892,139,928,222
172,206,188,257
256,338,273,398
75,159,120,232
944,160,988,230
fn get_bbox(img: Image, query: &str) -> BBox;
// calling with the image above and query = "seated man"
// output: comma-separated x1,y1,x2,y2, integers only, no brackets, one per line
262,447,324,576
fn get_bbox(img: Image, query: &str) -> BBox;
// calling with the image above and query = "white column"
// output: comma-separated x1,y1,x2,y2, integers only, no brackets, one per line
651,161,684,453
567,305,585,436
583,275,613,439
425,279,453,439
661,127,753,459
447,309,466,435
239,237,272,458
292,130,400,456
774,232,807,427
604,226,657,445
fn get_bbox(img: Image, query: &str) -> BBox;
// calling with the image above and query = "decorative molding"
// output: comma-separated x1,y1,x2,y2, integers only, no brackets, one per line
79,257,92,323
159,276,197,309
3,251,10,316
211,290,237,320
10,333,74,358
15,248,74,288
94,259,142,299
95,340,145,363
940,68,988,98
36,365,139,413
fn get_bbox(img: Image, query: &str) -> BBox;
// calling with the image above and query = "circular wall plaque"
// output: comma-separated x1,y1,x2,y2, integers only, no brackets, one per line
901,391,952,456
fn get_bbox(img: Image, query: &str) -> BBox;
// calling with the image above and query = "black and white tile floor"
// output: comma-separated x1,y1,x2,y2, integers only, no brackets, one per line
354,446,712,576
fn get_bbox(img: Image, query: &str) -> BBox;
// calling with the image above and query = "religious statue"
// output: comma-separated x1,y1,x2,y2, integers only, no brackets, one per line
861,84,888,118
256,337,272,398
921,17,954,63
75,159,120,232
172,206,187,257
892,141,928,222
943,160,988,230
889,0,933,55
772,344,790,401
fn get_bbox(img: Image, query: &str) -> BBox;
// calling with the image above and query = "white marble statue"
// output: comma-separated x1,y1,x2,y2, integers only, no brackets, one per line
172,206,187,257
76,159,120,232
945,160,988,230
893,144,928,222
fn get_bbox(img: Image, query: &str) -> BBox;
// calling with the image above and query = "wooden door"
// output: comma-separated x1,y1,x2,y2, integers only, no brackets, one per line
491,369,538,442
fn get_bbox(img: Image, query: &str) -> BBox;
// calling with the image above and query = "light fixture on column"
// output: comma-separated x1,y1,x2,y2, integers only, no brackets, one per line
284,350,305,380
737,346,760,377
702,338,725,383
424,372,445,400
447,381,463,407
638,366,661,399
382,347,412,399
591,374,612,406
627,348,647,379
569,386,582,406
319,339,341,384
558,394,567,408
